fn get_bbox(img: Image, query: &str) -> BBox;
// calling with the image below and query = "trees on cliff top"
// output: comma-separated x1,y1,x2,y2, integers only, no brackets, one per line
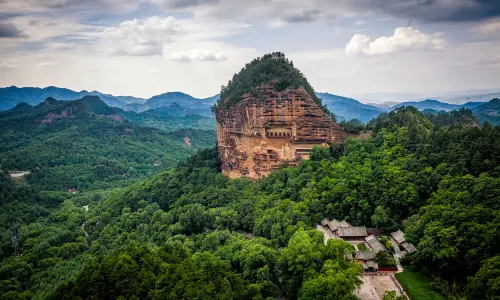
214,52,335,120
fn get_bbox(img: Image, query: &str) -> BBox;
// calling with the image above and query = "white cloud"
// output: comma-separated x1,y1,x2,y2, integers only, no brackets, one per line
48,42,77,51
0,0,141,14
165,49,227,62
476,18,500,33
345,27,446,56
148,69,160,74
0,62,18,69
100,16,249,56
102,16,180,56
37,61,56,67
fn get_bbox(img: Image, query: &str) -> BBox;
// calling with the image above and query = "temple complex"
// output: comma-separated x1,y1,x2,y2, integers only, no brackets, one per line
216,85,346,179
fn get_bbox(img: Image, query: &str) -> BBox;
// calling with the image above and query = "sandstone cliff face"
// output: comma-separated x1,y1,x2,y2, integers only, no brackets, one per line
216,86,346,179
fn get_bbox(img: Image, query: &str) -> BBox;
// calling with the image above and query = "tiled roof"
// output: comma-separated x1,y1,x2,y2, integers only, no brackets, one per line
390,230,406,244
338,226,368,237
356,250,375,260
365,235,387,253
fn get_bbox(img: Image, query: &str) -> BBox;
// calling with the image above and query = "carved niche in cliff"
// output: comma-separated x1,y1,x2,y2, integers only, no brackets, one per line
216,86,346,179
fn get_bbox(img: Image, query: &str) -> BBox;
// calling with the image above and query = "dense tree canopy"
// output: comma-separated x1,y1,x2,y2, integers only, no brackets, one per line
0,97,215,190
214,52,334,119
1,106,499,299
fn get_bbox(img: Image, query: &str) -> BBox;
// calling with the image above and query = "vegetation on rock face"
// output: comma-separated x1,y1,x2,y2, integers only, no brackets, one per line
214,52,335,120
1,106,500,299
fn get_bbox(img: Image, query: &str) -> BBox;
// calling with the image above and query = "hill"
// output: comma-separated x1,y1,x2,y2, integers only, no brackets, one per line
435,92,500,104
472,98,500,125
0,86,146,111
214,53,344,179
0,96,216,190
121,105,215,131
4,86,499,127
214,52,332,118
392,99,460,111
316,92,383,123
0,86,218,125
143,92,217,115
2,107,499,299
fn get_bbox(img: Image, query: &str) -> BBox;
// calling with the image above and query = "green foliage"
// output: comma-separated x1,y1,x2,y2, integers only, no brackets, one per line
215,52,334,119
357,243,368,251
120,109,215,131
2,104,500,299
380,236,395,253
375,251,396,267
395,271,445,300
465,256,500,300
383,290,407,300
53,241,255,300
404,174,500,284
309,146,331,161
340,118,365,134
0,97,216,191
280,233,362,300
424,108,476,127
472,98,500,125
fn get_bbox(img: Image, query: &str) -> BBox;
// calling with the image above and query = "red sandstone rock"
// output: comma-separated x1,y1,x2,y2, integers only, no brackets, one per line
216,86,346,179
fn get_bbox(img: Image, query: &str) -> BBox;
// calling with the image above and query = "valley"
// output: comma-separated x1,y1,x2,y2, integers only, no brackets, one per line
1,53,499,300
0,96,216,191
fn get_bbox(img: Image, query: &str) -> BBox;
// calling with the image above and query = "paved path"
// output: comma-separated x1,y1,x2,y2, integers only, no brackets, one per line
355,275,381,300
356,274,404,300
81,205,89,238
9,171,30,178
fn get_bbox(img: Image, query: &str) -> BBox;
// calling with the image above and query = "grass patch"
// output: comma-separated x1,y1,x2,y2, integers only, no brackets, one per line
395,271,445,300
357,243,368,251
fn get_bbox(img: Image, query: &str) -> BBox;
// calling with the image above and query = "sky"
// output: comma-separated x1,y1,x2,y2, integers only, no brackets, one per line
0,0,499,102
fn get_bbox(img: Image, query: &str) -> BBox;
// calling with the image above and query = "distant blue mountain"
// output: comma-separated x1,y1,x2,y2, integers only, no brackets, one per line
0,86,218,117
472,98,500,125
0,86,145,111
316,92,383,123
142,92,217,117
392,99,460,111
2,86,498,124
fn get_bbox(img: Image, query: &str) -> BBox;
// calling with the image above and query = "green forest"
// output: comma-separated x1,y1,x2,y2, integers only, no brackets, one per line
1,105,500,299
0,96,215,190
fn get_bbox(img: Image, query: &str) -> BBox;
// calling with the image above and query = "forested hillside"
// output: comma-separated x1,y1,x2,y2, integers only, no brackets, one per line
1,107,499,299
472,98,500,125
0,96,216,190
215,52,334,119
120,105,215,131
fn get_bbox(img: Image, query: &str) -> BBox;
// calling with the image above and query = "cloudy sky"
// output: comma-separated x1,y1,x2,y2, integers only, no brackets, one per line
1,0,499,101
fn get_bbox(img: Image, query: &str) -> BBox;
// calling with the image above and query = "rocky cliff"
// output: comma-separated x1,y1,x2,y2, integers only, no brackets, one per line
216,82,346,179
215,53,346,179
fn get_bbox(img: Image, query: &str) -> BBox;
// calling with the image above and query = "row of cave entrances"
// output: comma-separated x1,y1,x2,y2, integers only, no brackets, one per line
265,130,293,138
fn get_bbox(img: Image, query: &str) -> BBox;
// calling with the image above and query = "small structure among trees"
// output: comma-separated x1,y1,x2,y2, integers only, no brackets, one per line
365,235,387,253
321,218,371,241
356,250,378,272
390,230,417,254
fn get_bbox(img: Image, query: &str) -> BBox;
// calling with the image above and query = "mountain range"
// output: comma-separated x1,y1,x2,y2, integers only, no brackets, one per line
0,86,218,115
1,86,499,124
0,95,216,190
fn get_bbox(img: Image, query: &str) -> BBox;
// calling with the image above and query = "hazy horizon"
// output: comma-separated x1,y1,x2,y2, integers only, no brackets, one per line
1,1,499,100
2,84,499,105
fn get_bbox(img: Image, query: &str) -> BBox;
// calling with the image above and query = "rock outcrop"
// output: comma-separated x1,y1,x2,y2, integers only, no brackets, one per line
216,85,346,179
